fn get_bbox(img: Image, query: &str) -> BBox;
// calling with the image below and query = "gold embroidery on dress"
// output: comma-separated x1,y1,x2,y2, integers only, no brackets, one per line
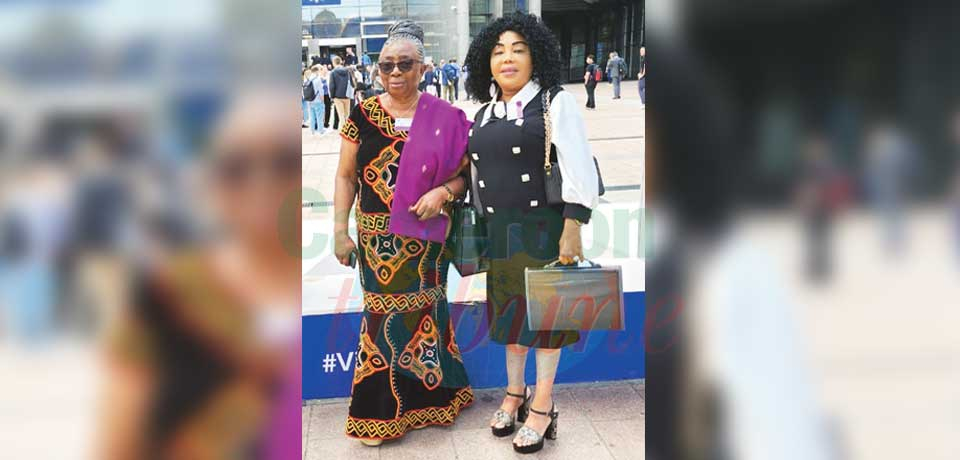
362,285,446,314
353,317,388,385
358,231,425,285
345,387,473,439
362,141,401,206
398,315,442,390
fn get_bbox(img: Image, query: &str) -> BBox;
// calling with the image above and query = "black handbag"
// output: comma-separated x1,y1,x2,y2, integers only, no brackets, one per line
542,89,605,205
446,194,489,276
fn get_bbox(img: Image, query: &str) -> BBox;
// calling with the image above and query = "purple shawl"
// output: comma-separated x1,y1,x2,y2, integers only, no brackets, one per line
388,92,471,242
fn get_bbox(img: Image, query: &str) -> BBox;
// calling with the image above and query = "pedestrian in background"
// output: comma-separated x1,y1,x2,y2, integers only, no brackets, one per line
328,55,353,132
301,68,311,127
345,46,358,66
583,54,599,110
422,63,438,96
638,46,646,104
306,66,327,136
606,51,625,99
441,58,457,103
450,59,462,101
320,67,337,130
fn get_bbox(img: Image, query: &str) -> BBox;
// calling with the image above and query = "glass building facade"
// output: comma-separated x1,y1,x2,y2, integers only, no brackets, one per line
302,0,463,65
543,0,644,83
302,0,645,85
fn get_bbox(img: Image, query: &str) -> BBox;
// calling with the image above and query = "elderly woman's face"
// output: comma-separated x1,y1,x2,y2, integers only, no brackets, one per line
378,40,423,98
490,30,533,96
209,106,300,244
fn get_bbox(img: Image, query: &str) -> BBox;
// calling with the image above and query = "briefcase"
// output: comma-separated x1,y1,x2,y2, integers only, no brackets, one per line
524,260,625,331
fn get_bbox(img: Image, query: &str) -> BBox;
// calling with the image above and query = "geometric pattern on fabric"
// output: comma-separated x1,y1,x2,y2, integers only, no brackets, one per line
362,284,446,314
398,314,442,390
358,231,425,285
362,141,401,206
352,317,388,385
345,387,474,439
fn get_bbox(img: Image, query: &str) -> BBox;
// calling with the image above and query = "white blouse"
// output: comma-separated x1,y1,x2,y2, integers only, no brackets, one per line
477,80,600,212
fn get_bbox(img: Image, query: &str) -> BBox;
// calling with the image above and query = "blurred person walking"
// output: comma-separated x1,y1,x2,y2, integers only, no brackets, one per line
0,159,71,343
638,46,646,104
583,54,600,110
797,134,848,283
464,12,599,454
333,20,474,446
864,122,915,256
329,55,353,133
97,94,302,459
606,51,625,99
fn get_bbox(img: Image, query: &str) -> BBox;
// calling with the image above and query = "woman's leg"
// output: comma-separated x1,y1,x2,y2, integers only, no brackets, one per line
491,344,530,428
515,348,561,446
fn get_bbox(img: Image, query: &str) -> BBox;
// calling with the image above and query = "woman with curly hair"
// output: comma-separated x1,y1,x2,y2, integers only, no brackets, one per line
463,12,599,454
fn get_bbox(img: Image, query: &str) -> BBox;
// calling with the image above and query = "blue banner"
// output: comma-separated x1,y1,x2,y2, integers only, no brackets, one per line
302,292,645,399
302,0,341,6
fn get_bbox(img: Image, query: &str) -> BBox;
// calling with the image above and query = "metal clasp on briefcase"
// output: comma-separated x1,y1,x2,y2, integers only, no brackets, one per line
524,259,625,331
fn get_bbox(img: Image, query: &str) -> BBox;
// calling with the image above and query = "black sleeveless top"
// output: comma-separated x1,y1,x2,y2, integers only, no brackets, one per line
468,86,563,214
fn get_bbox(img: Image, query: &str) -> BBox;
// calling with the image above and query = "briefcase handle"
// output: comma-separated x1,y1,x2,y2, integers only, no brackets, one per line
543,258,601,269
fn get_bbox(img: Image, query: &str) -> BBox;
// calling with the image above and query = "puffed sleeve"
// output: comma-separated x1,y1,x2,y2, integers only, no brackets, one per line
550,90,599,223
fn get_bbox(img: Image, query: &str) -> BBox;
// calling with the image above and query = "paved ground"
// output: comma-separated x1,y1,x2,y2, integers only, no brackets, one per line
737,207,960,460
303,379,646,460
302,80,644,217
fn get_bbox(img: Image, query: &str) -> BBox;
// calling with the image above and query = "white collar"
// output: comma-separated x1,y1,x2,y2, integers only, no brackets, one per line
485,79,543,122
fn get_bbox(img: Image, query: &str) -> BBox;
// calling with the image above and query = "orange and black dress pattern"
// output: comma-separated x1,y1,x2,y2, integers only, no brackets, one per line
341,96,473,441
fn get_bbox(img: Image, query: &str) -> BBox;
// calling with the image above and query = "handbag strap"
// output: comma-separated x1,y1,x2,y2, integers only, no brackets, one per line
542,90,553,173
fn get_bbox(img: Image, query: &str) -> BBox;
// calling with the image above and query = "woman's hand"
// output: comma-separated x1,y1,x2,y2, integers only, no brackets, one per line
558,219,584,265
334,231,357,267
409,187,449,221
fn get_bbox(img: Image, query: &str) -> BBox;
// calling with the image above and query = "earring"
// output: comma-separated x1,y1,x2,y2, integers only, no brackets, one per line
489,79,498,100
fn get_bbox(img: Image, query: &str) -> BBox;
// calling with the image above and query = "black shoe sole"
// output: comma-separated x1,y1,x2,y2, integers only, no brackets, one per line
491,424,516,437
513,439,545,454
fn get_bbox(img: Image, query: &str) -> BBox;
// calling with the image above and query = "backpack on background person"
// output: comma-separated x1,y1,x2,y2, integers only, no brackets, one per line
302,78,317,101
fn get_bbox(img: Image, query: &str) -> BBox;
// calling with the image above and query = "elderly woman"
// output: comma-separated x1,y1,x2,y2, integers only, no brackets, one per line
463,13,599,454
98,94,302,459
333,20,474,446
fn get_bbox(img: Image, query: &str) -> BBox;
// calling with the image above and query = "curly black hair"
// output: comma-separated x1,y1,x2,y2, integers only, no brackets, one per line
464,12,564,103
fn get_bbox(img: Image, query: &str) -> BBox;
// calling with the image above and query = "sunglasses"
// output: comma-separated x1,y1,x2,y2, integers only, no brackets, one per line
213,150,300,185
378,59,416,74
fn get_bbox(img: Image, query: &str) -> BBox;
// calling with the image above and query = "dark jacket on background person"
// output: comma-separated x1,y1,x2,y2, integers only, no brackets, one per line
328,67,352,99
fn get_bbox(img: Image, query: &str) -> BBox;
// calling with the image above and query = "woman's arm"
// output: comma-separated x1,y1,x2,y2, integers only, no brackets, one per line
333,134,360,265
409,155,469,220
550,91,600,264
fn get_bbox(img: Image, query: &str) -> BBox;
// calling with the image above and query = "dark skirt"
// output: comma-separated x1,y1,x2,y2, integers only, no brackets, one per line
485,206,581,349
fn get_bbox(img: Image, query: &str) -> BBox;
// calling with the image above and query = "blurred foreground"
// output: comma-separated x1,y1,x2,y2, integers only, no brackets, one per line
646,0,960,459
0,1,301,459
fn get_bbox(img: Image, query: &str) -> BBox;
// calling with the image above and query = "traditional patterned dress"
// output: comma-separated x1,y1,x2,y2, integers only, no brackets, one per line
340,95,474,441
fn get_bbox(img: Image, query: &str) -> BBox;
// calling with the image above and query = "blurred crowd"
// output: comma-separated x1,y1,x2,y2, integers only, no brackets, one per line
646,0,960,459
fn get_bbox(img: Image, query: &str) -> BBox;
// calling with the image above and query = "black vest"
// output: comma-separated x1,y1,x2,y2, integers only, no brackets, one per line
468,87,561,214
